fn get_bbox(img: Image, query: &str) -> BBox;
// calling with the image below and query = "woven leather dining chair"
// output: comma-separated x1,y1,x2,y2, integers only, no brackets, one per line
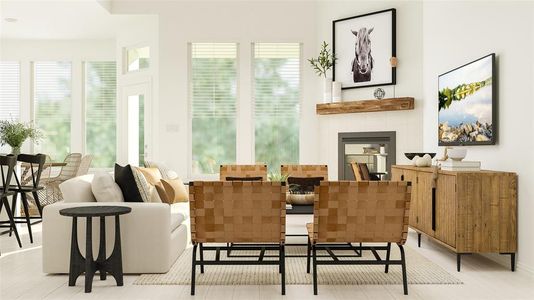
189,181,287,295
280,164,328,179
306,181,412,295
0,155,21,249
219,164,268,181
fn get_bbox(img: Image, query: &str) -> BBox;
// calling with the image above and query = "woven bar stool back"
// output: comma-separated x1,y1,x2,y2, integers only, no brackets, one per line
312,181,411,244
219,164,268,181
280,165,328,179
189,181,286,243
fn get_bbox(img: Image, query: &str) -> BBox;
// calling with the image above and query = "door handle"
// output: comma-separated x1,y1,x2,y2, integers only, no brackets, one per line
431,187,436,231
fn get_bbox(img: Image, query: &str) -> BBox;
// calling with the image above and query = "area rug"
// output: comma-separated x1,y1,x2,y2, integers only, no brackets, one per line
134,245,462,286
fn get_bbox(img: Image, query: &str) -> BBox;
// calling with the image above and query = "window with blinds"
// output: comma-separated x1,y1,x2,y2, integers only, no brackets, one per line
190,43,238,175
33,61,72,161
0,61,20,121
253,43,301,172
85,61,117,168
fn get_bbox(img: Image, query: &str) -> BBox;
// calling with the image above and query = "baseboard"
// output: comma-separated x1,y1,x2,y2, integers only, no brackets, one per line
481,253,534,276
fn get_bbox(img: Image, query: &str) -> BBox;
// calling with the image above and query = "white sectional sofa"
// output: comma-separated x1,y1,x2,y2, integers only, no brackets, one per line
42,175,189,274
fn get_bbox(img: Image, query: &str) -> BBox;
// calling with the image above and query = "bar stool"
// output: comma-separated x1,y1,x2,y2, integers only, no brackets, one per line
0,154,22,250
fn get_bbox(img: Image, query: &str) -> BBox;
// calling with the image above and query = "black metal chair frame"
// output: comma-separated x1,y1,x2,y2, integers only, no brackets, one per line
191,242,286,296
0,155,22,250
307,240,408,296
0,154,46,243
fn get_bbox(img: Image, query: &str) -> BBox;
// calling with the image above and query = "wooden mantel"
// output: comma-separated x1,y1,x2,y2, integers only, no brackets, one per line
316,97,414,115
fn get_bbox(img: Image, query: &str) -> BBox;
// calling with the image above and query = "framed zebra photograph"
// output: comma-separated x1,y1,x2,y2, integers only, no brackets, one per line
333,9,396,90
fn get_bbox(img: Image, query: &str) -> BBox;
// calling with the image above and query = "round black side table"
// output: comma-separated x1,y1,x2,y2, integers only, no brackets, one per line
60,206,131,293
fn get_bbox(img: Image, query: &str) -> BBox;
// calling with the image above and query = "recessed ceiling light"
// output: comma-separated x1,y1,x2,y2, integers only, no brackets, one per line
4,18,18,23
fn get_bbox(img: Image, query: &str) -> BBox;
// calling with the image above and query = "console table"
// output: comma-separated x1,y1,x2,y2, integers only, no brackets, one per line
391,165,517,271
60,206,132,293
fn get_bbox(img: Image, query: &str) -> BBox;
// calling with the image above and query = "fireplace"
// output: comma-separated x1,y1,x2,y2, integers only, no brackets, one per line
338,131,396,180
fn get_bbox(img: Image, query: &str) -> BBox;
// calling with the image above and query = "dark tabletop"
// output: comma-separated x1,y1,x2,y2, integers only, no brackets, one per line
60,206,132,217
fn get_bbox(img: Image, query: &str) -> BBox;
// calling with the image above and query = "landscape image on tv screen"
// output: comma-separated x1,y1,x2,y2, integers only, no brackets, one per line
438,53,495,145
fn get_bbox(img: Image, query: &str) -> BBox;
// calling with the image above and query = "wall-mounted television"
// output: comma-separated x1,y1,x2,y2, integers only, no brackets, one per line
438,53,496,146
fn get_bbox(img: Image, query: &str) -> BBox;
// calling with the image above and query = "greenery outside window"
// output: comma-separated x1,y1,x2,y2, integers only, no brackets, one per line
84,61,117,168
253,43,301,172
190,43,238,175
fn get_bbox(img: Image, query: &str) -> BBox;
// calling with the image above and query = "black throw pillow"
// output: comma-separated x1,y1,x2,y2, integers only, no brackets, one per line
225,176,263,181
114,163,144,202
287,176,324,193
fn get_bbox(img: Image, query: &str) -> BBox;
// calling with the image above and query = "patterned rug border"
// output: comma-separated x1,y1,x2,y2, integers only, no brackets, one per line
134,245,463,286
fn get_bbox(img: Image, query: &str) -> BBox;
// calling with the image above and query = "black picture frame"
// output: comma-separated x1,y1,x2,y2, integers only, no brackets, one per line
332,8,396,90
437,53,497,146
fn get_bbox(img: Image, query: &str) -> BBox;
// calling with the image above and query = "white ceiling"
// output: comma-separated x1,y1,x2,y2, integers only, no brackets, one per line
0,0,151,40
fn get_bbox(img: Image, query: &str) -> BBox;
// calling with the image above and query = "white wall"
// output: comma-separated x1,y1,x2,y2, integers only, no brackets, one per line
315,1,423,179
112,1,319,179
422,1,534,273
0,39,116,154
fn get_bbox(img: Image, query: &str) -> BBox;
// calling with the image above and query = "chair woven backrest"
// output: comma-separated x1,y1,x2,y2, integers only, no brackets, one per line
189,181,286,243
350,162,363,182
76,155,93,176
281,165,328,180
312,181,411,244
219,164,268,181
57,153,82,181
0,155,16,194
16,154,47,188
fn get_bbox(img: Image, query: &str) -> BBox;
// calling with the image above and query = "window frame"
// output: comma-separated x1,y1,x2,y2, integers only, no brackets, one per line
251,42,303,171
187,42,240,180
123,43,151,74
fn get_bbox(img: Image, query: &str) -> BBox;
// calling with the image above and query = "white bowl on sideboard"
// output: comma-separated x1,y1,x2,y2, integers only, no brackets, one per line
448,148,467,161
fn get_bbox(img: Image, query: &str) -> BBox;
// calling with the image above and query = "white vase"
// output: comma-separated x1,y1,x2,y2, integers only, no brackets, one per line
332,81,342,102
323,77,332,103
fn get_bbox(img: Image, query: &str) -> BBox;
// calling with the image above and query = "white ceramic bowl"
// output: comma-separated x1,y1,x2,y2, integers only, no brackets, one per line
448,148,467,161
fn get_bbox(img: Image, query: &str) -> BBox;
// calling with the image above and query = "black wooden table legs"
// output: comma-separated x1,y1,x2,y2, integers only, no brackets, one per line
68,216,124,293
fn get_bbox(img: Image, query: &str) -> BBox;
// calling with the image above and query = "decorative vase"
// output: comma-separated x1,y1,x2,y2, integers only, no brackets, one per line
323,77,332,103
332,81,342,102
11,146,21,156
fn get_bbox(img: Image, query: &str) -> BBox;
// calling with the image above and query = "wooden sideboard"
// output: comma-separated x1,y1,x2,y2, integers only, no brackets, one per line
391,165,517,271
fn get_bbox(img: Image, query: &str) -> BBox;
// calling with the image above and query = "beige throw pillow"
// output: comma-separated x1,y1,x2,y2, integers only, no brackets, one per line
160,178,189,203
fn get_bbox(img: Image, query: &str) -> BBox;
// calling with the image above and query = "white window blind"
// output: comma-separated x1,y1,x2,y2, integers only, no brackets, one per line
85,61,117,168
33,61,72,161
253,43,301,171
190,43,237,175
0,61,20,121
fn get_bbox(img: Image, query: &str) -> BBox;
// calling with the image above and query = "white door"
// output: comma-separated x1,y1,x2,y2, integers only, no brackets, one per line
119,83,151,166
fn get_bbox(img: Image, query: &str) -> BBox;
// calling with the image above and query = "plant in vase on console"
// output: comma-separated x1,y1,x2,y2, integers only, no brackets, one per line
0,120,43,155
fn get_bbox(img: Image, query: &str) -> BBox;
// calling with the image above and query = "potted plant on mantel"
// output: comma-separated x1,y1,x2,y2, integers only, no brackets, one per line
0,120,43,155
308,41,337,103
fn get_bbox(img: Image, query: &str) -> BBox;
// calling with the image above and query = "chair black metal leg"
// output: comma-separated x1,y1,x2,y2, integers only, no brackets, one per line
385,242,391,273
8,193,17,237
399,244,408,295
20,193,33,243
199,243,205,273
312,244,318,295
306,237,311,273
2,197,22,248
457,254,461,272
31,191,43,217
417,232,421,248
511,253,516,272
191,244,198,295
280,244,286,295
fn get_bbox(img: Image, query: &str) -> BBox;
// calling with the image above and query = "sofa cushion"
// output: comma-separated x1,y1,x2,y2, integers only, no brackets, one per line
160,178,189,203
91,172,124,202
144,161,177,180
170,212,185,232
114,164,144,202
59,174,96,203
171,202,190,220
137,167,163,185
